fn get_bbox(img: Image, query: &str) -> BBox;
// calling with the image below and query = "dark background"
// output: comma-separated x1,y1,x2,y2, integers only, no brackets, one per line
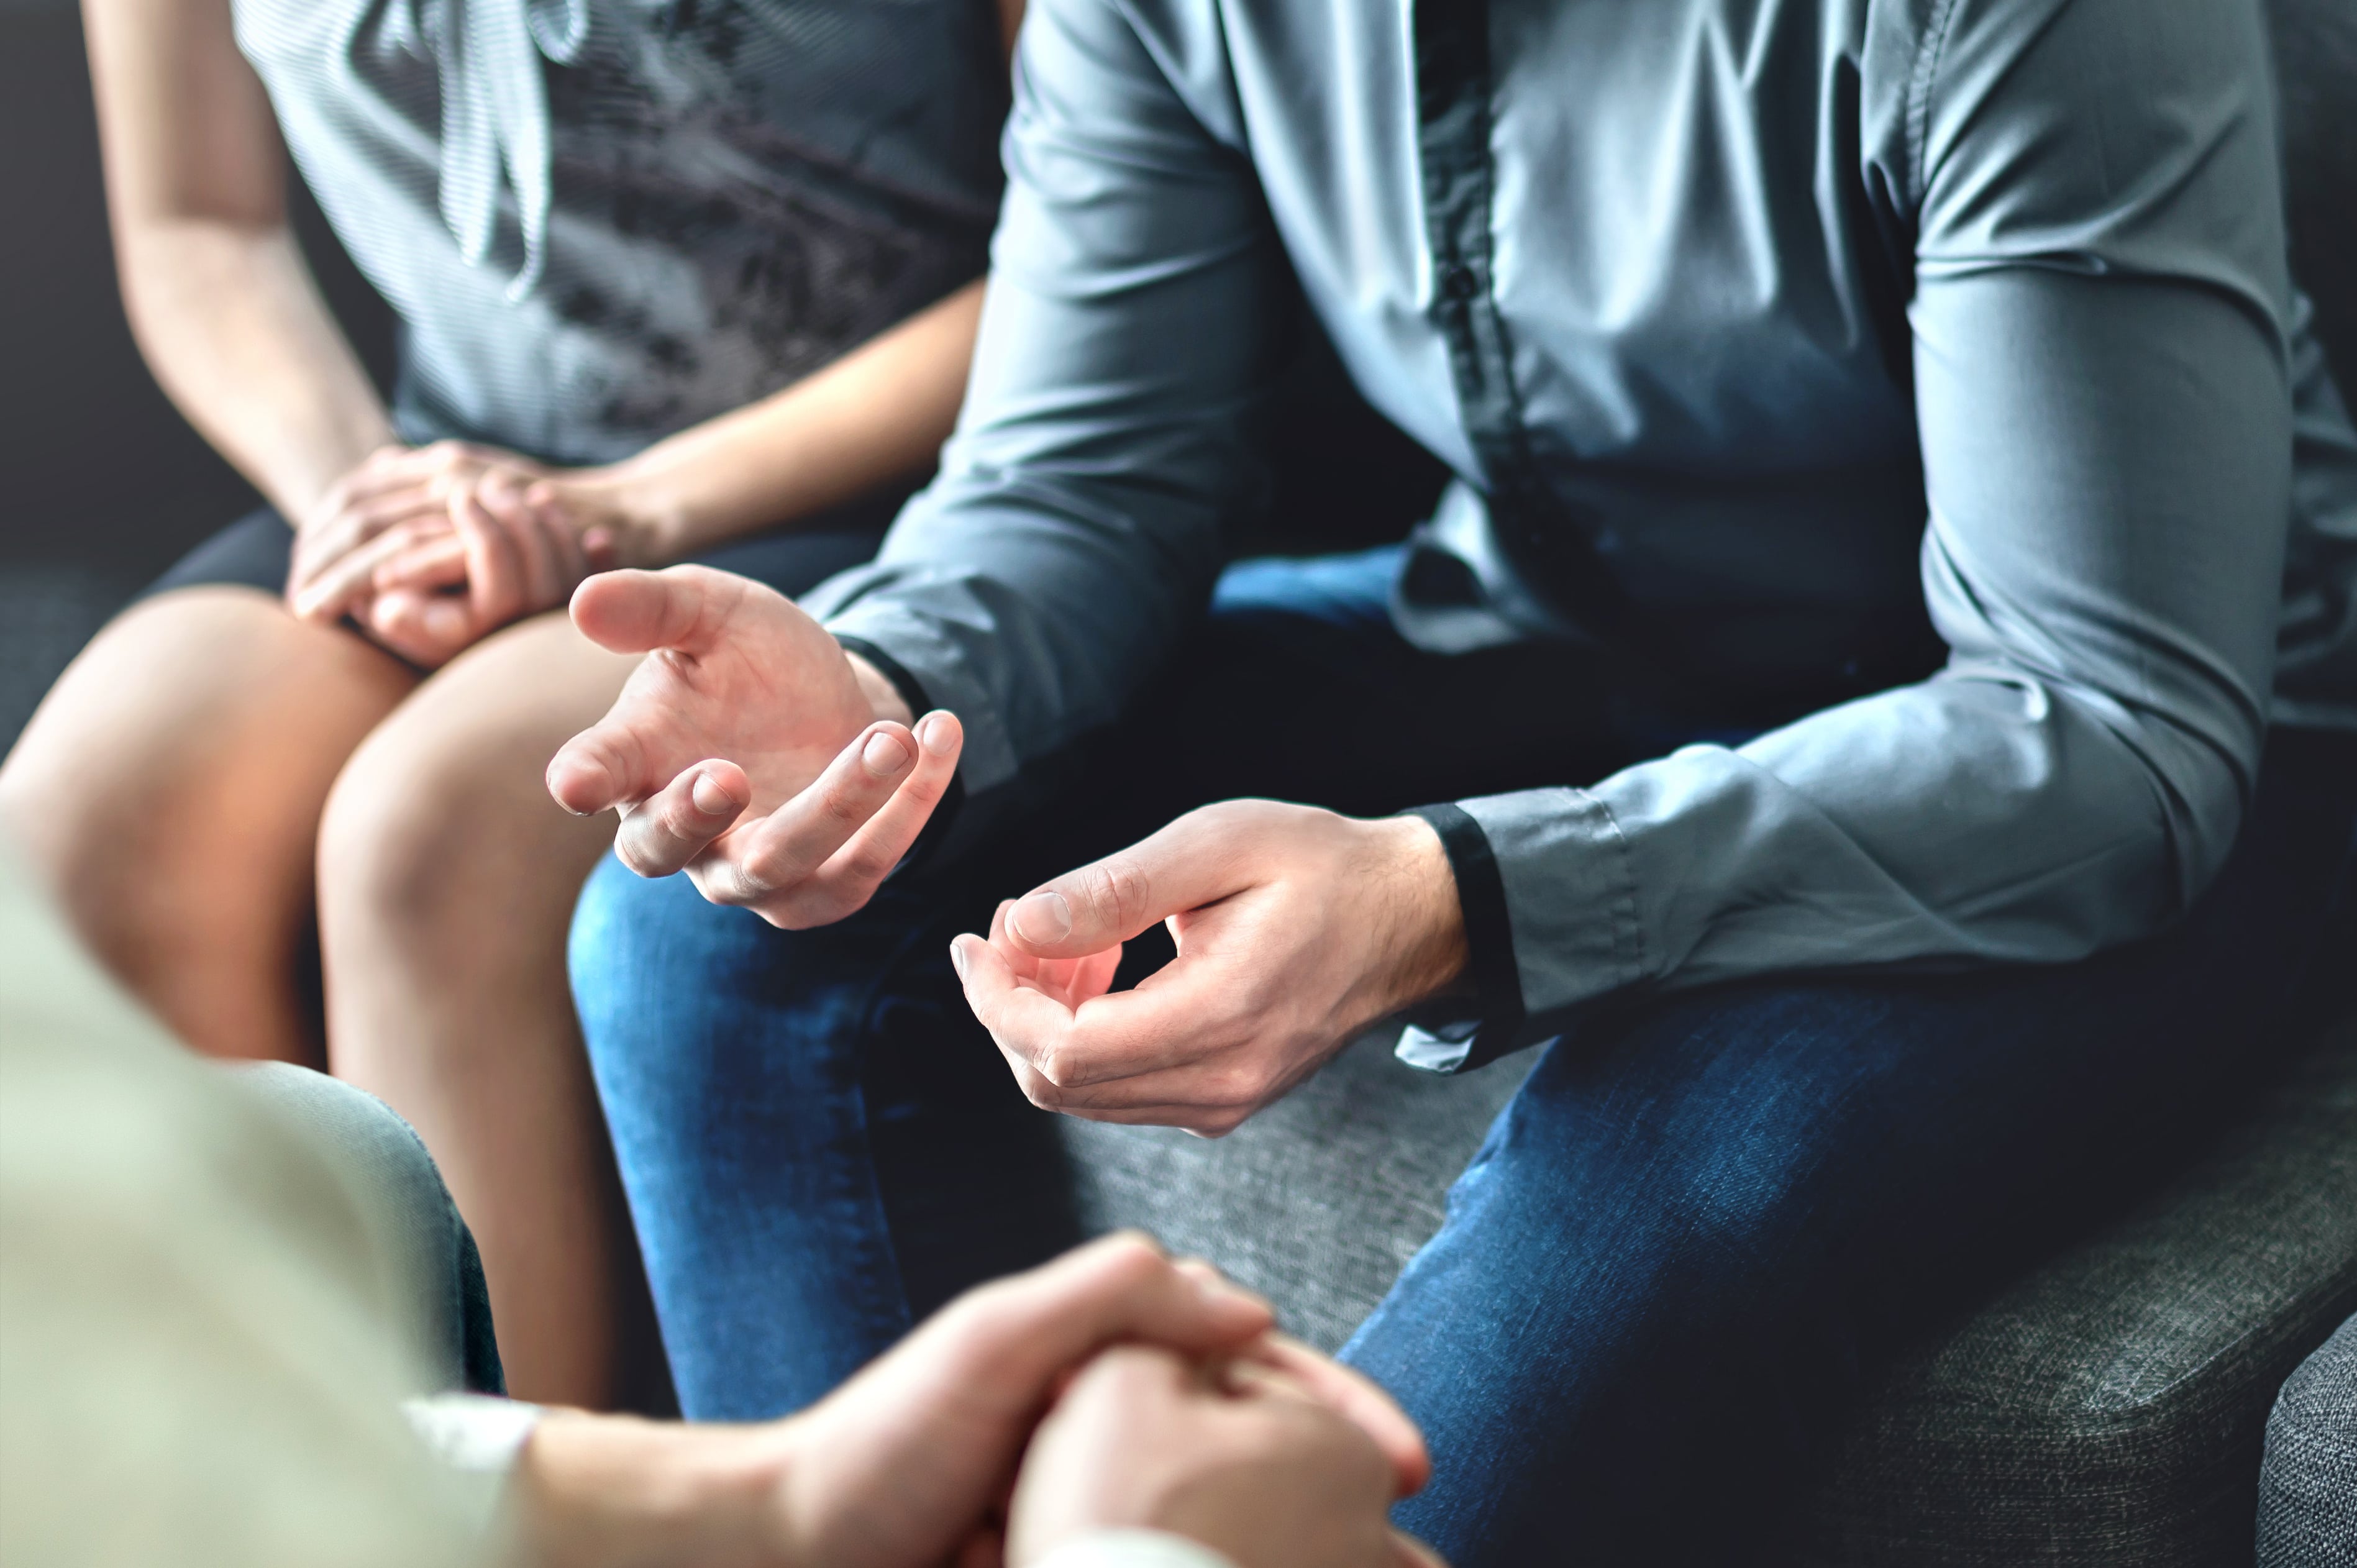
3,0,2351,753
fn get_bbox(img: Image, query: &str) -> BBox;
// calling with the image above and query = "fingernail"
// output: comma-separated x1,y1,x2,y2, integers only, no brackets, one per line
1011,890,1072,945
862,731,910,773
919,713,957,755
690,772,734,816
947,937,970,982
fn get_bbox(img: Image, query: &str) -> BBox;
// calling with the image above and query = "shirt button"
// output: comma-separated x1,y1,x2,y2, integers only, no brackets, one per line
1441,263,1480,301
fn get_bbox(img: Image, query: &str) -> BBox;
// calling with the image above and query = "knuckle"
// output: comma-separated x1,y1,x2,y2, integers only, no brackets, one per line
1091,1232,1168,1286
1078,858,1151,934
1018,1072,1063,1112
831,847,891,887
821,782,868,827
616,837,666,879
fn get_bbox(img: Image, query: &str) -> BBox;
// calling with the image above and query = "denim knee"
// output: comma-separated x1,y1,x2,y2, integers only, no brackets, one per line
234,1062,502,1394
567,855,927,1416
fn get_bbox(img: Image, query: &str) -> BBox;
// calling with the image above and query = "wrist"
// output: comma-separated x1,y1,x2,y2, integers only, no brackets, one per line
1366,813,1469,1014
581,455,697,567
515,1413,805,1568
842,647,918,727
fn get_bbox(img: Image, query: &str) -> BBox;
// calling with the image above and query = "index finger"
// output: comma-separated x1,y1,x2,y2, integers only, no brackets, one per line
999,804,1263,961
964,936,1242,1090
293,517,453,622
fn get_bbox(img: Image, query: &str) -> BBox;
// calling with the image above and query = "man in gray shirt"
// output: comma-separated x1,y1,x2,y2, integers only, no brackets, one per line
547,0,2357,1559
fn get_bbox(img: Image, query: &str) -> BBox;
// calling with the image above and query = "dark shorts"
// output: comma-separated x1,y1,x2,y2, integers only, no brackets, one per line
144,496,899,608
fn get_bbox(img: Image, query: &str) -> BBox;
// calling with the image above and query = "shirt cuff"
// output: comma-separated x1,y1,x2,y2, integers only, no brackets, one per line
1029,1529,1240,1568
401,1393,546,1475
1397,803,1524,1074
1395,789,1646,1071
401,1393,547,1542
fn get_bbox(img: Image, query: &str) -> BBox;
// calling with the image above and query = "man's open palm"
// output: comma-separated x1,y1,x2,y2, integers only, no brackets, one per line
547,565,962,928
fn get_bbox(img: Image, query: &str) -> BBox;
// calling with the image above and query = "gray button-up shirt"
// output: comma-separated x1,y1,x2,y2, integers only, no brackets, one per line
809,0,2357,1065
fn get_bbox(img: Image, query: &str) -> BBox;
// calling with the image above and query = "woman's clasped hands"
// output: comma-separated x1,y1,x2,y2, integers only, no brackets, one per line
286,440,655,665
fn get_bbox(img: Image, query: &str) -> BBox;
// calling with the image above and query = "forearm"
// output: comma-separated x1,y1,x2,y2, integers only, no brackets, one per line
511,1413,801,1568
1413,275,2287,1069
596,281,987,563
117,217,394,522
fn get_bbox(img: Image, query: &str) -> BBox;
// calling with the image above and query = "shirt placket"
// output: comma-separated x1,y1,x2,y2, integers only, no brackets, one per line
1411,0,1537,506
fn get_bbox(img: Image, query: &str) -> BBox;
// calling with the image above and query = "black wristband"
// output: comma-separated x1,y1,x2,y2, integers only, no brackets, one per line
1402,801,1525,1039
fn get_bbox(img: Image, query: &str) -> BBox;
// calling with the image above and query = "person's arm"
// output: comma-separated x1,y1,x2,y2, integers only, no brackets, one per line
796,0,1289,849
287,283,996,667
498,1236,1429,1568
949,0,2299,1124
81,0,394,526
537,280,992,567
1394,0,2294,1065
545,0,1284,913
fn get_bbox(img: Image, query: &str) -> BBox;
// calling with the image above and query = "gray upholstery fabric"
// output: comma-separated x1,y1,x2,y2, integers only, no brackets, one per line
1798,1017,2357,1567
2260,1313,2357,1568
1060,1018,2357,1566
1060,1029,1530,1352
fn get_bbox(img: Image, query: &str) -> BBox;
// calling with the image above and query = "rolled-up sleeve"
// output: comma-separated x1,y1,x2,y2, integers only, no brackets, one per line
804,0,1287,857
1416,0,2294,1070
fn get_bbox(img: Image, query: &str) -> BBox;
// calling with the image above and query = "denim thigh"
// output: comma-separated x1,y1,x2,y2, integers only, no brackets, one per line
569,862,1080,1418
569,546,1633,1416
1350,730,2357,1567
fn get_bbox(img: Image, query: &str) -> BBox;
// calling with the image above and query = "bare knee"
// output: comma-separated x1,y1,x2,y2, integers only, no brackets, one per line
317,642,620,972
0,589,413,1056
319,723,527,960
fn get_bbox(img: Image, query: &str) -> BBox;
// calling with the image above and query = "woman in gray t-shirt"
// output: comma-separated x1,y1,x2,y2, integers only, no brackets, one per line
2,0,1019,1410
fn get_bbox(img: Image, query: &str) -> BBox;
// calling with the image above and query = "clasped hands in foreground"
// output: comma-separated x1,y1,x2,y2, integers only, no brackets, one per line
524,1234,1439,1568
547,567,1470,1137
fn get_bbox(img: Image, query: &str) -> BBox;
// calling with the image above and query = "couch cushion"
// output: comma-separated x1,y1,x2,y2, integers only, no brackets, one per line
1059,1030,1530,1352
1798,1016,2357,1566
2258,1310,2357,1568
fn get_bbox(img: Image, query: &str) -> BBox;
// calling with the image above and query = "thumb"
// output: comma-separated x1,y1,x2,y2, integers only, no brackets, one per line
1003,806,1254,959
568,564,746,657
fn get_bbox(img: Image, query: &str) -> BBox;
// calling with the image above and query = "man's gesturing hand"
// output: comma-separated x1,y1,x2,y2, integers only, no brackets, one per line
546,565,961,928
951,802,1470,1136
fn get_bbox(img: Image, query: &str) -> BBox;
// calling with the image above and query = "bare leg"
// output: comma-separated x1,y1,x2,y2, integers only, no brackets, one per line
316,608,644,1408
0,588,416,1064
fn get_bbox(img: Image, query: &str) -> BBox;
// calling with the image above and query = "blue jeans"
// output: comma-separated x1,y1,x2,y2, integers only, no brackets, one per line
237,1062,505,1395
571,547,2356,1564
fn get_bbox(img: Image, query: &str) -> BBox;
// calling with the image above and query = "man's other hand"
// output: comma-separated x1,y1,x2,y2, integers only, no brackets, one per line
545,565,960,929
951,803,1469,1136
1008,1341,1443,1568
